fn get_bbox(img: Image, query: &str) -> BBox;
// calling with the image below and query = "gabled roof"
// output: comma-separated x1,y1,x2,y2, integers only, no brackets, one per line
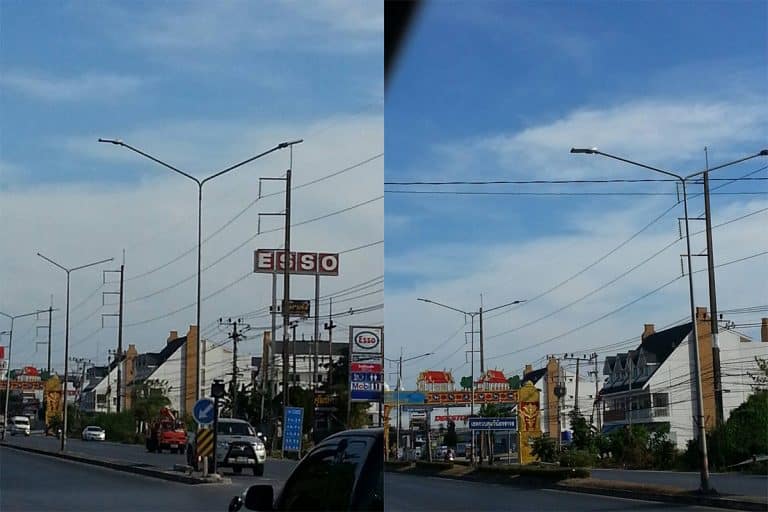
523,367,547,385
602,322,692,394
133,336,186,384
478,369,508,383
418,370,453,384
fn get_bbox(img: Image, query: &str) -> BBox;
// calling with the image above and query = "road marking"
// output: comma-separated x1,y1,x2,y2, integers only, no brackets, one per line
543,488,724,509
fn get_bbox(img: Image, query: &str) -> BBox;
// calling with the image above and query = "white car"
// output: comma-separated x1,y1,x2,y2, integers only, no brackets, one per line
81,425,106,441
9,416,31,436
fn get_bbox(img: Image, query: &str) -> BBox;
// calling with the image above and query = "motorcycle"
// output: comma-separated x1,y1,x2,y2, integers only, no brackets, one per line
444,449,455,462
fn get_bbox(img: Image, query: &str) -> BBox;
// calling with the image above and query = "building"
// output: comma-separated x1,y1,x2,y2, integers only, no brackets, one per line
416,370,454,392
599,308,768,448
476,369,509,391
523,357,598,439
80,326,252,416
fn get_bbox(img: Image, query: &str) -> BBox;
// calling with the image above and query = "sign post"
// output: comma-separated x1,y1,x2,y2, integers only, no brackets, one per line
282,406,304,455
211,380,226,475
348,326,384,428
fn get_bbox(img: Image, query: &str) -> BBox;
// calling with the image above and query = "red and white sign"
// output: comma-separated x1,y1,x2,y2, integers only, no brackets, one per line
23,366,39,377
435,415,468,422
254,250,339,276
351,362,383,373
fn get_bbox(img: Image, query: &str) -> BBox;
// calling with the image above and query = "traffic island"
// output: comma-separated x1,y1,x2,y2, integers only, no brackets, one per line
557,478,768,512
0,441,232,485
385,461,768,511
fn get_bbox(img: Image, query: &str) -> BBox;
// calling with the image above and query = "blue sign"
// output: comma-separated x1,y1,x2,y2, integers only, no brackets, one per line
282,407,304,453
193,398,215,425
386,391,426,404
468,417,518,431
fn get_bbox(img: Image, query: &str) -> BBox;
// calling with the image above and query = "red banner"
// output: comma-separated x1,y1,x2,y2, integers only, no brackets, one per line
351,362,383,373
0,381,44,390
424,390,518,405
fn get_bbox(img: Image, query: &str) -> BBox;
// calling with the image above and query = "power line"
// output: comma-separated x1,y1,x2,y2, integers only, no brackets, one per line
385,176,768,186
385,190,765,196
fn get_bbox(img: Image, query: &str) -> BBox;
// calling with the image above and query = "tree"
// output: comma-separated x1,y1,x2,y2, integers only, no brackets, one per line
507,375,521,389
532,435,557,463
460,376,472,390
647,424,677,469
131,379,171,431
320,346,370,431
568,409,596,452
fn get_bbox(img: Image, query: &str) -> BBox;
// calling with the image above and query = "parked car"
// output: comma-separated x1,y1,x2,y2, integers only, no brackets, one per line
8,416,31,436
81,425,106,441
228,428,383,511
187,418,266,476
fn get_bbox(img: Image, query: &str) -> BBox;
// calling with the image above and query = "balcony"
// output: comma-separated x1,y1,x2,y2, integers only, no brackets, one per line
603,407,670,423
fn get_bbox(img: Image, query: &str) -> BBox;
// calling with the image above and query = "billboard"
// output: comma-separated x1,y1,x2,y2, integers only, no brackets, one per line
271,300,311,318
254,250,339,276
349,326,384,403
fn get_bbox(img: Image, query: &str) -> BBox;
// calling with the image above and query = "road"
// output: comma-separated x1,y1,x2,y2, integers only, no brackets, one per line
0,447,252,512
591,469,768,497
384,473,725,511
2,433,298,482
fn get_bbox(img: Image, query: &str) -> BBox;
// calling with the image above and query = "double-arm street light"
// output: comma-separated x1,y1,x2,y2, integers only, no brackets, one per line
570,146,768,493
385,350,432,459
97,138,302,406
37,253,113,450
417,296,525,463
0,309,47,440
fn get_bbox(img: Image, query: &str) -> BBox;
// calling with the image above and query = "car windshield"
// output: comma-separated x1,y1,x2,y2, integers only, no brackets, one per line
14,419,29,425
87,427,102,431
217,422,255,436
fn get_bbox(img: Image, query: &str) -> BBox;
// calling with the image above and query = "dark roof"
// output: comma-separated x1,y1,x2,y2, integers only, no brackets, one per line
523,367,547,385
133,337,186,384
601,322,691,394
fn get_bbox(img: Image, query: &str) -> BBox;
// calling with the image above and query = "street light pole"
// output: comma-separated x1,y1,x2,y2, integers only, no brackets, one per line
417,297,525,464
37,253,112,451
1,309,44,440
98,138,301,408
385,350,431,460
570,147,767,493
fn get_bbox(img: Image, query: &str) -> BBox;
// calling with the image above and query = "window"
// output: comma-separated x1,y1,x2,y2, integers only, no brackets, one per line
217,422,256,436
279,436,372,511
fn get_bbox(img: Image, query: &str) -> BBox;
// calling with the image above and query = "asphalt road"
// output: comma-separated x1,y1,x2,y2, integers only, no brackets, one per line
384,473,724,512
0,447,252,512
2,433,298,482
591,469,768,497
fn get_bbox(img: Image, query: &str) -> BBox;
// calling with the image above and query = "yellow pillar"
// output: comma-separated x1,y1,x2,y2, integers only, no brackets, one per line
517,381,541,465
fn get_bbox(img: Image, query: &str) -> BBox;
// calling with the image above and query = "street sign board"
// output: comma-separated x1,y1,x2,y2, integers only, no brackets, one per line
271,300,311,318
196,428,214,457
282,407,304,453
350,327,383,356
193,398,215,425
254,250,339,276
348,326,384,403
468,417,518,431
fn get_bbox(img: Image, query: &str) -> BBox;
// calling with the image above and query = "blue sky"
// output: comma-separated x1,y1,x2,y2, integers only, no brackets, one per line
385,0,767,387
1,1,383,374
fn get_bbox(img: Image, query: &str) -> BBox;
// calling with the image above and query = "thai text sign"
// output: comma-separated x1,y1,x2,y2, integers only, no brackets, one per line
468,417,518,431
424,390,519,406
254,250,339,276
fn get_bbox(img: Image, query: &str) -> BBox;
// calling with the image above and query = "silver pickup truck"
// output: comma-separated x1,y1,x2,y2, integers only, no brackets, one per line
187,418,267,476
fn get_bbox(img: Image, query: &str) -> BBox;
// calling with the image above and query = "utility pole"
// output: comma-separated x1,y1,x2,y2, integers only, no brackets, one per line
282,161,292,413
702,148,724,427
324,298,336,389
314,274,320,390
561,353,597,415
103,259,125,413
107,349,116,414
219,318,249,419
290,321,299,385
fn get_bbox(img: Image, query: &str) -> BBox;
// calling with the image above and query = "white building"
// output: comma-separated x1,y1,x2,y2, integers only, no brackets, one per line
600,309,768,448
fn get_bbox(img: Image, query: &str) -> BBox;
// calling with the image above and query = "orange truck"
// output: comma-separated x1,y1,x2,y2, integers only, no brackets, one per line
145,406,187,454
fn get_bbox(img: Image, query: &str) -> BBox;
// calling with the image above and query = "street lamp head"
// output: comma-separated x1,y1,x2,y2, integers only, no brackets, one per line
279,139,304,148
97,138,123,145
570,147,598,154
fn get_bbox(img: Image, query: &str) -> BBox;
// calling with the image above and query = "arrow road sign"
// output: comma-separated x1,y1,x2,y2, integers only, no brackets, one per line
193,398,215,425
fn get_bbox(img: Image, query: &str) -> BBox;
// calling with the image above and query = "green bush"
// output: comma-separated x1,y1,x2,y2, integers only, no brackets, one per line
531,435,558,463
560,449,596,468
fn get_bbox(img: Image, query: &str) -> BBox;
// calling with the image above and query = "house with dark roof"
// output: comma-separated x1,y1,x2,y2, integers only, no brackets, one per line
600,308,768,448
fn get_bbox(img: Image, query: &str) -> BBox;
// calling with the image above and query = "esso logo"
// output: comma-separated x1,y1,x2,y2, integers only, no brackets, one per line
354,331,380,351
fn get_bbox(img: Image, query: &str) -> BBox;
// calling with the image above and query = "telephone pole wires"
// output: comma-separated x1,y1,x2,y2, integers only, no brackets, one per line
219,317,250,418
103,257,125,412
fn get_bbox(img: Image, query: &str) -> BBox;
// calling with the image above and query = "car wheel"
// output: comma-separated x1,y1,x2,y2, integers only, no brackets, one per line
232,466,242,475
253,464,264,477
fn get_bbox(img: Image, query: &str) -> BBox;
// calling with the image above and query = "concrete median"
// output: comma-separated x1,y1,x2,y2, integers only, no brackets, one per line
0,441,231,485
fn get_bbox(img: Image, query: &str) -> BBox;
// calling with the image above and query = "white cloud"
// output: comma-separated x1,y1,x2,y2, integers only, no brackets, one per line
1,114,383,369
0,71,143,101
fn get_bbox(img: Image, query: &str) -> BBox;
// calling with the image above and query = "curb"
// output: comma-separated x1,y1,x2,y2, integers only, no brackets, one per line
384,465,767,511
555,483,768,512
0,442,230,485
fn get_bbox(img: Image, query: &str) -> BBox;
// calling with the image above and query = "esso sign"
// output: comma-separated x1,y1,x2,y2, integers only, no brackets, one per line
254,250,339,276
354,332,380,351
